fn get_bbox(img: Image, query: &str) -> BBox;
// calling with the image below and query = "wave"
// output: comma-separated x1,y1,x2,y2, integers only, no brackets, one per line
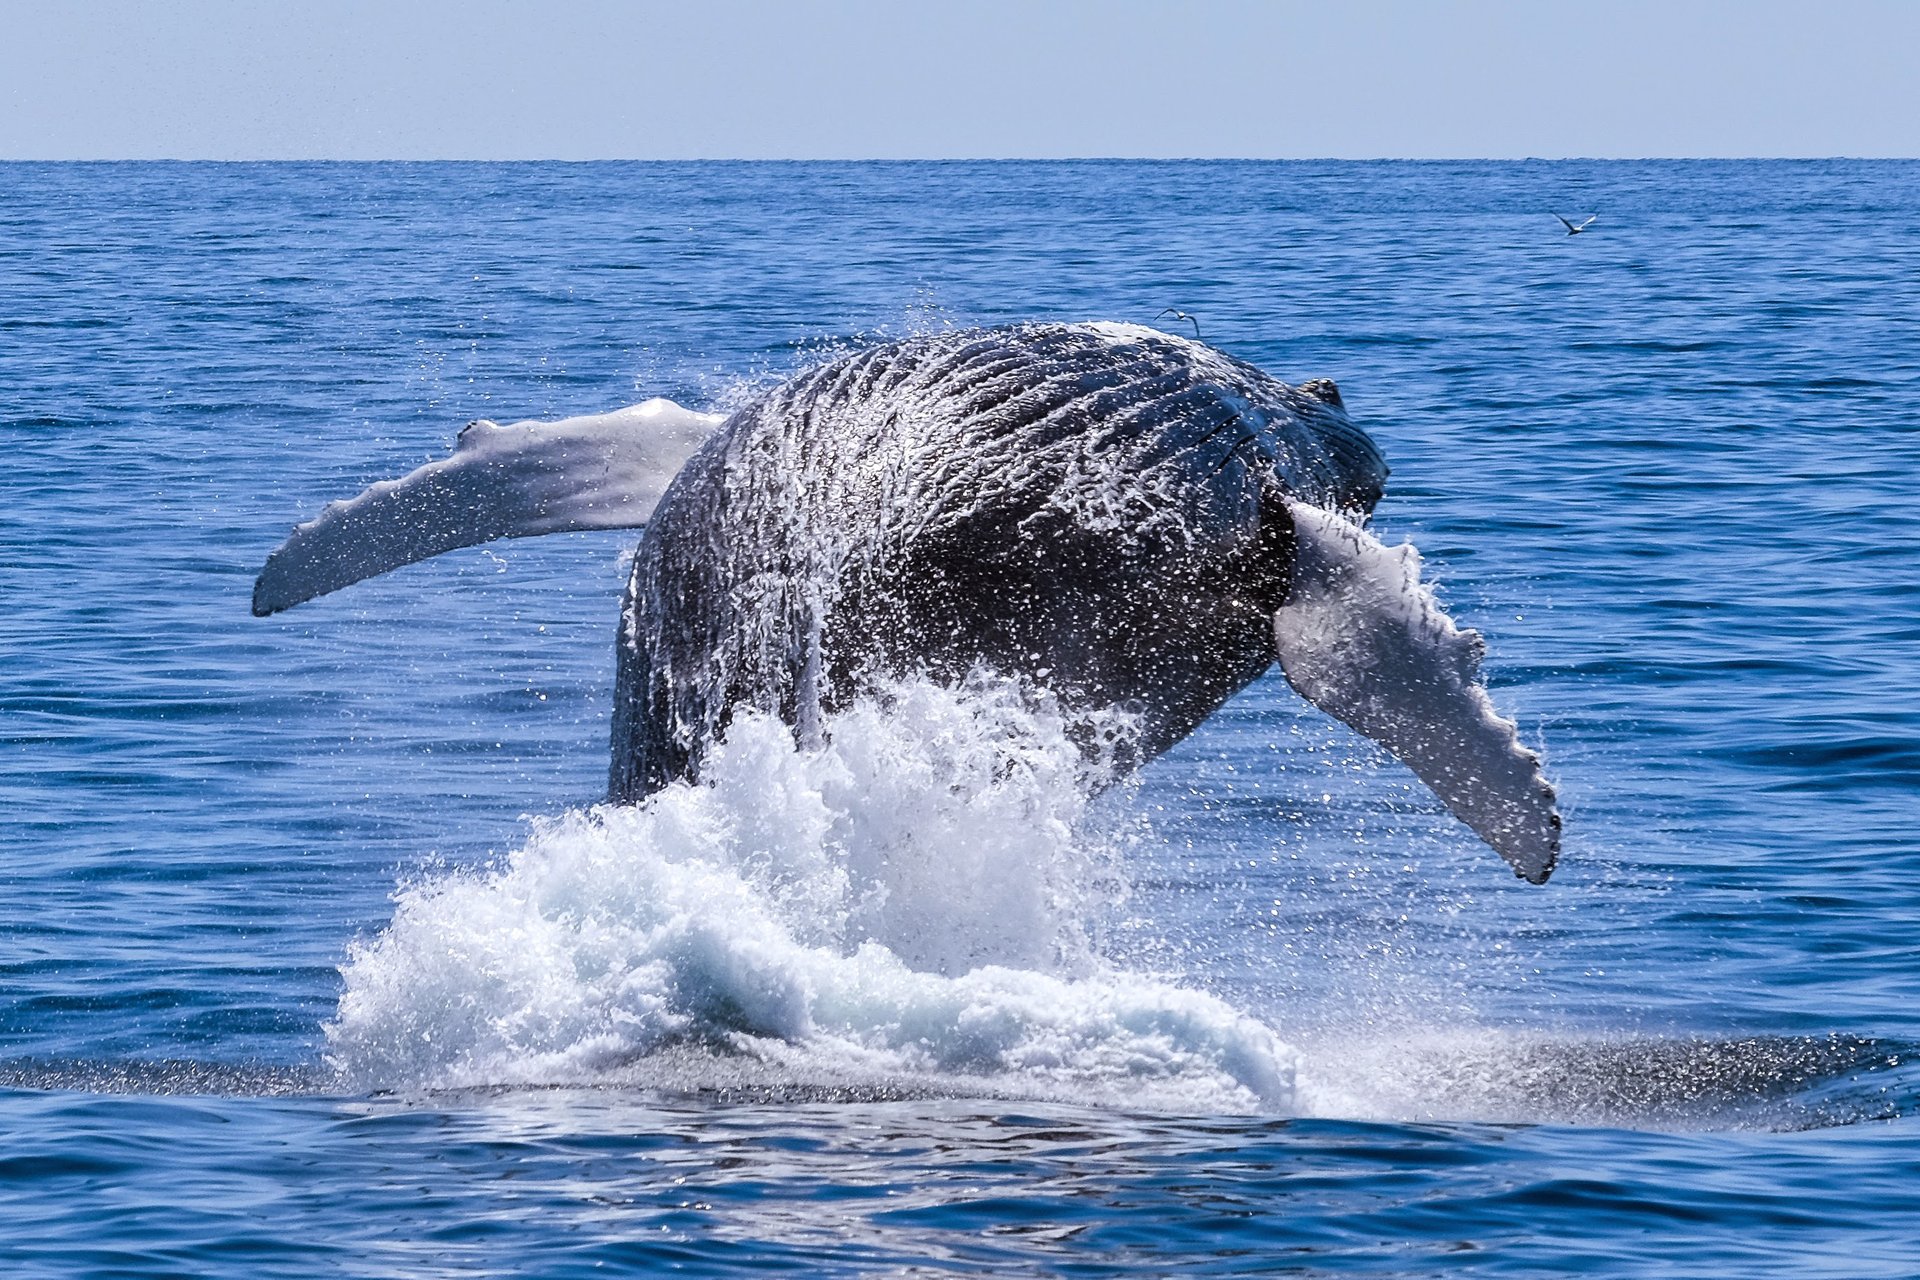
328,676,1298,1112
324,674,1912,1128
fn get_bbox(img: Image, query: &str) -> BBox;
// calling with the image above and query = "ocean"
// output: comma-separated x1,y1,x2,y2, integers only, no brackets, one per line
3,159,1917,1275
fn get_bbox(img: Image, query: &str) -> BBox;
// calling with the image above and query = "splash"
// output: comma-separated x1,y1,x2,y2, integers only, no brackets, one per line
329,677,1297,1110
1292,1029,1907,1130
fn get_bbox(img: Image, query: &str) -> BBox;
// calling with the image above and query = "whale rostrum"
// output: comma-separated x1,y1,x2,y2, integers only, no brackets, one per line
255,322,1559,883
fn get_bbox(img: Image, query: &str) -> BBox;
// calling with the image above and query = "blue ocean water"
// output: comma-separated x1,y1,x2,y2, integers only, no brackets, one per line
3,159,1919,1275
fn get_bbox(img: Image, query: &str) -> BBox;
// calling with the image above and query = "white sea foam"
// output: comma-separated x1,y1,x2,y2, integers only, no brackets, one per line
328,677,1297,1111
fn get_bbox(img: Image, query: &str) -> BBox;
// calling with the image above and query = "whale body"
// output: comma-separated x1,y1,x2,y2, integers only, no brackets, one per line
255,322,1559,882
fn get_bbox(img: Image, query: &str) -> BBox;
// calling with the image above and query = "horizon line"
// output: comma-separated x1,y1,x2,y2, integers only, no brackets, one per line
5,154,1917,164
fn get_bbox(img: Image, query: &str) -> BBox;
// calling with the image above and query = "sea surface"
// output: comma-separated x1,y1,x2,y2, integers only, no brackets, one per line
3,160,1918,1276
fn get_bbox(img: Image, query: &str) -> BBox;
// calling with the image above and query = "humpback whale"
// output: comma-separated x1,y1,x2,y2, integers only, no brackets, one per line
255,322,1559,882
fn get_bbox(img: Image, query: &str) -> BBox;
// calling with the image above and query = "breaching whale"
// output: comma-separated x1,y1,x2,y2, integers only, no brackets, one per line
255,322,1560,882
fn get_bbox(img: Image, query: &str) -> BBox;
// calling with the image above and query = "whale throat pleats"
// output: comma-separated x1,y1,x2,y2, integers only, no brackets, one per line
251,399,723,616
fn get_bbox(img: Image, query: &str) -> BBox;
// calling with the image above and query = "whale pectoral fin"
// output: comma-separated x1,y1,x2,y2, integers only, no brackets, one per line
251,399,723,615
1272,502,1560,883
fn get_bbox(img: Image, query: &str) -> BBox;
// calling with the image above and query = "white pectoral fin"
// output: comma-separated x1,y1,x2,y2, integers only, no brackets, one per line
252,399,723,615
1273,502,1560,883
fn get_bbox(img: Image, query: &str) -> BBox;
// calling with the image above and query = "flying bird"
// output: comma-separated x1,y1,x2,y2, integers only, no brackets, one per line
1157,308,1202,339
1555,214,1598,236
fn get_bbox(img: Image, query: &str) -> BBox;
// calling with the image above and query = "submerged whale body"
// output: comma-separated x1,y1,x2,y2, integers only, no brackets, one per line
255,322,1560,882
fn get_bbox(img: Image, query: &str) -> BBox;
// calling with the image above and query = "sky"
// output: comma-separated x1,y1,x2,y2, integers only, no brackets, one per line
4,0,1917,160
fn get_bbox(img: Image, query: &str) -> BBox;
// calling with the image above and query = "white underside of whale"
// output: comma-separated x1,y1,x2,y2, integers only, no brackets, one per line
1273,503,1559,883
252,399,722,616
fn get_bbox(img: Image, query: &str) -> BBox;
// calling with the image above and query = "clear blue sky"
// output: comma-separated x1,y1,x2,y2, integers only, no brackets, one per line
5,0,1916,160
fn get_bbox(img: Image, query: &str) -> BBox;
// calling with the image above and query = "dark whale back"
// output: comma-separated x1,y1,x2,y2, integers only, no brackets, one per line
609,323,1387,801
